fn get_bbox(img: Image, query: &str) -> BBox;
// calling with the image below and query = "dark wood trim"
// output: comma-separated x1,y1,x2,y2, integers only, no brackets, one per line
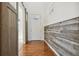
0,2,2,55
16,2,18,56
25,8,28,44
22,2,26,9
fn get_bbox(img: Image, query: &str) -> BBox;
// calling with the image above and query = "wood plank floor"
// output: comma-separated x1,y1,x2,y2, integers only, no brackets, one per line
19,40,56,56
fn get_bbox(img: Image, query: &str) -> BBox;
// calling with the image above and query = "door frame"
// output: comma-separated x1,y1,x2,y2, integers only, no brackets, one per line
25,8,28,44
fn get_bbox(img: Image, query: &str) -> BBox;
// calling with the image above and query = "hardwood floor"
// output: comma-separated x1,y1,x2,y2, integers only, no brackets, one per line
19,40,56,56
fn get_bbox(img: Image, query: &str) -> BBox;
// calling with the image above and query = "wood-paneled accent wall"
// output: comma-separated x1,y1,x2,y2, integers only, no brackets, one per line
44,17,79,56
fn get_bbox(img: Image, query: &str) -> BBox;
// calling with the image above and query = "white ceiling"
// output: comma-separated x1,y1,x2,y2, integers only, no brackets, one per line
23,2,50,14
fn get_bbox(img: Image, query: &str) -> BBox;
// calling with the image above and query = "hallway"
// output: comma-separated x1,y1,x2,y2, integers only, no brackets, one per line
0,2,79,56
18,2,79,56
13,2,79,56
19,40,56,56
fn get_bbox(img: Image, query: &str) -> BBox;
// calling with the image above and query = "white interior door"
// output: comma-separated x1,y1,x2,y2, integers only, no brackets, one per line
31,15,41,40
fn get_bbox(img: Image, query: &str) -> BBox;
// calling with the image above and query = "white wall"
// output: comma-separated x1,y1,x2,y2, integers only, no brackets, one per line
24,2,48,41
23,2,79,41
18,3,26,51
45,2,79,26
9,2,16,9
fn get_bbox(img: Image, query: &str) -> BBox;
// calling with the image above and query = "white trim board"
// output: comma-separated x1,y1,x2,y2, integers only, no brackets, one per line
44,40,60,56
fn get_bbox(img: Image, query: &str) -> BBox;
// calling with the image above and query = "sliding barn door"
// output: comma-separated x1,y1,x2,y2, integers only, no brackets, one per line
0,3,18,56
8,4,18,55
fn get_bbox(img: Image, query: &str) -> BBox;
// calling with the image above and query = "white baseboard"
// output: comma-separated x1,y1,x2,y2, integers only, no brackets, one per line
28,39,44,41
44,40,60,56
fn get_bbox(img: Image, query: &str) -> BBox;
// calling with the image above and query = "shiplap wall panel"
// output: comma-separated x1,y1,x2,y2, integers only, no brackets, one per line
44,17,79,56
